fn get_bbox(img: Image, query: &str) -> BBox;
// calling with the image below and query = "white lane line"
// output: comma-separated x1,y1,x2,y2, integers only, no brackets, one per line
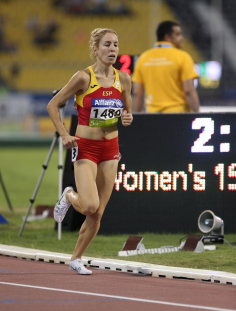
0,281,235,311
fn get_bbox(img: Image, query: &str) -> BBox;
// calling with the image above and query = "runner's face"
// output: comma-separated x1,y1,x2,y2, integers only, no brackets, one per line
169,26,184,48
96,33,119,65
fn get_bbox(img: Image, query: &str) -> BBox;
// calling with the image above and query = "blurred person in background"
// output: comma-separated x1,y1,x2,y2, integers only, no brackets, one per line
132,20,200,113
47,28,133,275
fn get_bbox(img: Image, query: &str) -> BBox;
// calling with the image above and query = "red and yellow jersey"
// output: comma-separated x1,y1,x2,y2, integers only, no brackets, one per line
75,66,123,127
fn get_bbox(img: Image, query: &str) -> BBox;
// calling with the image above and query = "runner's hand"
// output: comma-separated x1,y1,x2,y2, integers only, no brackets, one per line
121,110,133,126
62,135,80,149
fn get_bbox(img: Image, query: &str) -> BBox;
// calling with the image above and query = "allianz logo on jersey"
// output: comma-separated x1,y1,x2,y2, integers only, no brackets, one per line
92,99,124,108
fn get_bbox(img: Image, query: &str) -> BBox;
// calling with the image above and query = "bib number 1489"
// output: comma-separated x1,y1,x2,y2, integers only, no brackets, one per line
94,108,121,119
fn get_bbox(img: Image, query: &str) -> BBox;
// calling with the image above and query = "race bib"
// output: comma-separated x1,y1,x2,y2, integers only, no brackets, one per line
71,146,78,162
89,98,124,127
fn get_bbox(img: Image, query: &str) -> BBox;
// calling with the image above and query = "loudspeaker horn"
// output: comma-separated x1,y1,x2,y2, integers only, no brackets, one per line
198,210,224,244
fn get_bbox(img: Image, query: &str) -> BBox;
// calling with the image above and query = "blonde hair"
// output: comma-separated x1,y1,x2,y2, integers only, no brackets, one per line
89,28,118,60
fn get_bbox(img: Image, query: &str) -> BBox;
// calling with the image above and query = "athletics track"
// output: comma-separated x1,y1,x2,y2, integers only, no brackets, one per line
0,245,236,311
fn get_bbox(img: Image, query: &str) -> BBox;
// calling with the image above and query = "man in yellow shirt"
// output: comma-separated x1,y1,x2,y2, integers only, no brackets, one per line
132,21,200,113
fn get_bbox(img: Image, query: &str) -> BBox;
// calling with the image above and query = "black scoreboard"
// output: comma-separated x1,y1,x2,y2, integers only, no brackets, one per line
63,113,236,234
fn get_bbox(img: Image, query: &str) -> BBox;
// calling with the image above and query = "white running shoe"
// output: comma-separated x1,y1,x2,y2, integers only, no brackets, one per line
69,259,92,275
53,187,73,223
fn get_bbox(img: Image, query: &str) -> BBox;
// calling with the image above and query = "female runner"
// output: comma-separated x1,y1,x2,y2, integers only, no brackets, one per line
47,28,133,275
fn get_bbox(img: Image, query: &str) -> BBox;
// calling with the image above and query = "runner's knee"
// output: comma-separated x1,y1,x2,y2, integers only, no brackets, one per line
82,201,99,215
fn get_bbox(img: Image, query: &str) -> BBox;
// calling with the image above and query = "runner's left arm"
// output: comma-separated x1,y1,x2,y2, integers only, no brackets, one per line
120,71,133,126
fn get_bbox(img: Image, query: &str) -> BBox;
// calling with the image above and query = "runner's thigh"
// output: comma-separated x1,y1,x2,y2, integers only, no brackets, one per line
74,159,99,207
96,159,118,213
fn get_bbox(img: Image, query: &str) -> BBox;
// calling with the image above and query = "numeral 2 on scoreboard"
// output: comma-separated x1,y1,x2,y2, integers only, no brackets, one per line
119,54,131,75
191,118,214,153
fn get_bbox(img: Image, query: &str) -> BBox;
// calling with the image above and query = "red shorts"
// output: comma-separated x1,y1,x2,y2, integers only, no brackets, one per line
72,136,120,164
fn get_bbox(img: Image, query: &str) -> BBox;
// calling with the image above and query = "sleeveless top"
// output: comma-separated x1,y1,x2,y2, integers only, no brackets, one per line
75,66,123,127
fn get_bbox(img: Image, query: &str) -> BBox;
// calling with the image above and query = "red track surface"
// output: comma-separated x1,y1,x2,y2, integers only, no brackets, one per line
0,256,236,311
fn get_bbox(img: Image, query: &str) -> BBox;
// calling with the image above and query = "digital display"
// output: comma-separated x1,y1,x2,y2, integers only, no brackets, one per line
114,55,135,74
63,112,236,234
195,61,222,89
99,113,236,234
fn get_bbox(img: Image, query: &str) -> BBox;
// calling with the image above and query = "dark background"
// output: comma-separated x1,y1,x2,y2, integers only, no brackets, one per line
62,113,236,234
